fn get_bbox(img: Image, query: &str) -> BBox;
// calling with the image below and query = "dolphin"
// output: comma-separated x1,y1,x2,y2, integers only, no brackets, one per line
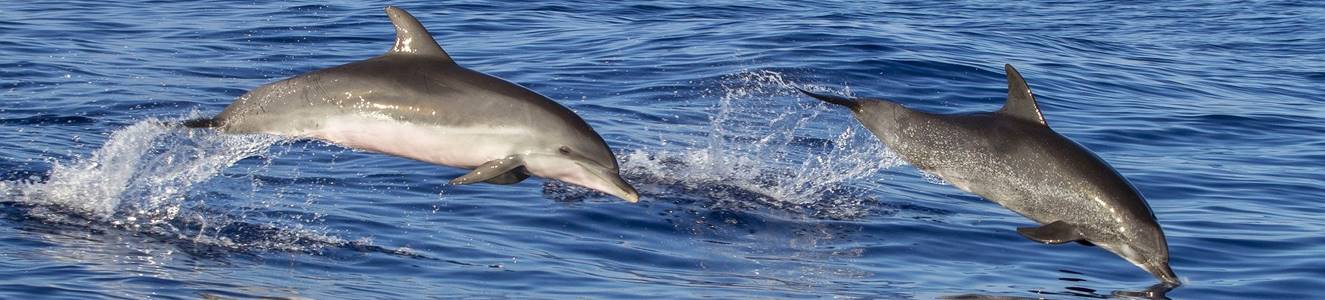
799,64,1178,285
184,6,639,202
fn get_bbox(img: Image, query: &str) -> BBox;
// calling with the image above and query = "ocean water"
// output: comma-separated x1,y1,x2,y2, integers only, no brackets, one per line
2,1,1322,299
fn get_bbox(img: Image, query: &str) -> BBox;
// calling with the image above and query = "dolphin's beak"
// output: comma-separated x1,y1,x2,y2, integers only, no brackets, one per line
573,162,639,203
604,173,639,203
1149,262,1181,286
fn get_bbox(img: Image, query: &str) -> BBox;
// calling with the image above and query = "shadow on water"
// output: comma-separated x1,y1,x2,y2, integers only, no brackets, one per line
942,281,1174,299
0,201,403,258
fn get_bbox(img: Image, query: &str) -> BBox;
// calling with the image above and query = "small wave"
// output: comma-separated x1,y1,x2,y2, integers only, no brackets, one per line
0,114,97,126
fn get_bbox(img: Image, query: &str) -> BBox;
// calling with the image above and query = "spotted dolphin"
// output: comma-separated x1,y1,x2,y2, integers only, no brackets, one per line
185,6,639,202
799,65,1178,285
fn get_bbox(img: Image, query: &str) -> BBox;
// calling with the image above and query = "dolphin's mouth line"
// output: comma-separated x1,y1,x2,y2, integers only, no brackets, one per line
575,161,637,202
577,161,616,188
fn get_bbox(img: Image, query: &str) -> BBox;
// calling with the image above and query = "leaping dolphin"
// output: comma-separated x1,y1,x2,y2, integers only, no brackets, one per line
800,65,1178,285
185,6,639,202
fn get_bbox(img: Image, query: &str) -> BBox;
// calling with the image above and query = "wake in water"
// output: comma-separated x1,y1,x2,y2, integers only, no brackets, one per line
612,70,902,219
0,119,411,256
2,120,277,220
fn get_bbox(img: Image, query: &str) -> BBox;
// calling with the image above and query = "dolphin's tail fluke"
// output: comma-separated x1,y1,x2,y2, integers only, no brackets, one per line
797,88,862,111
180,117,219,128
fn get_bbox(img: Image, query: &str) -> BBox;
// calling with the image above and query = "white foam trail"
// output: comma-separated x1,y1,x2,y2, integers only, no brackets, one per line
0,119,281,224
0,119,423,255
621,70,901,211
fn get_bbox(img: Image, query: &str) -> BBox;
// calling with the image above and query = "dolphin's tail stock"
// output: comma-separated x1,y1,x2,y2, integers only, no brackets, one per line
796,87,862,111
180,117,220,128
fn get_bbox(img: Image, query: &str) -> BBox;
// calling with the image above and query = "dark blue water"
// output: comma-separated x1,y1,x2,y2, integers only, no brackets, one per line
2,1,1322,299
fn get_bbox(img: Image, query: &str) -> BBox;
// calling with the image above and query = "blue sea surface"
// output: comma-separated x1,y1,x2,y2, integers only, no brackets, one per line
2,1,1323,299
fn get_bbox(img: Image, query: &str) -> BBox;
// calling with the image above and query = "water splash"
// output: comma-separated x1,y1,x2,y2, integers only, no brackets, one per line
619,70,901,218
1,119,278,222
0,119,410,255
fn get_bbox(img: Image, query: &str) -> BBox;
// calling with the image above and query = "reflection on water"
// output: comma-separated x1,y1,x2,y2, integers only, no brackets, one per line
940,279,1174,300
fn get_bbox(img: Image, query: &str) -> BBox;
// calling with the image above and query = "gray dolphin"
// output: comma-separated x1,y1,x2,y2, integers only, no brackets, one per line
800,64,1178,285
185,6,639,202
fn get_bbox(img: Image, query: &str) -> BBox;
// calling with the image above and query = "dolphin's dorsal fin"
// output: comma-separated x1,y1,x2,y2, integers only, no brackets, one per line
998,64,1048,126
384,6,452,60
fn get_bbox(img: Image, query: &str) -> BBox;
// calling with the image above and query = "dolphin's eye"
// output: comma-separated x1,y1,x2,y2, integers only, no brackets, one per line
558,146,572,155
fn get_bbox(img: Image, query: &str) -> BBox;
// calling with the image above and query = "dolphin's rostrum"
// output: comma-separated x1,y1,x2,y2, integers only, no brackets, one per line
800,65,1178,285
187,6,639,202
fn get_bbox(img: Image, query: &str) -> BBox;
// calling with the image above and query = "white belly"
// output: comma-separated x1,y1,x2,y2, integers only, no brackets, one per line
284,114,533,169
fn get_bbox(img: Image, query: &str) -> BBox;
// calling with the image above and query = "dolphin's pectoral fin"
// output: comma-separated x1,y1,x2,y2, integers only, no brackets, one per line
449,156,526,185
482,168,529,185
1016,220,1086,244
